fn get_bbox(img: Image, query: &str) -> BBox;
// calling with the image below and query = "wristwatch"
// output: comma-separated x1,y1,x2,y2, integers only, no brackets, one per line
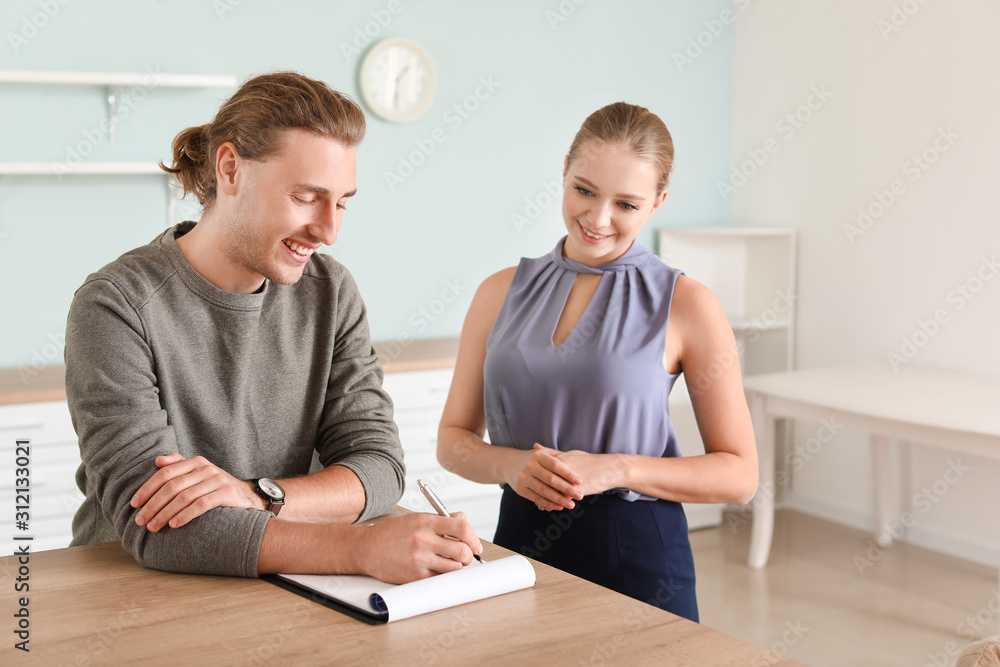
253,478,285,516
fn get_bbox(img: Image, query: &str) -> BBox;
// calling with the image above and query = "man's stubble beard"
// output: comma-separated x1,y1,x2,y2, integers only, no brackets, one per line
221,180,303,288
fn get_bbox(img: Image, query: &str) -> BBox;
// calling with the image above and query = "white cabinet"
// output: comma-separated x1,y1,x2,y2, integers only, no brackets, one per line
0,400,83,552
383,368,503,541
659,227,798,527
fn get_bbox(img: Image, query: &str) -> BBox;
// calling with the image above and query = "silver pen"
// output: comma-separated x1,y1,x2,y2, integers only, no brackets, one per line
417,479,483,563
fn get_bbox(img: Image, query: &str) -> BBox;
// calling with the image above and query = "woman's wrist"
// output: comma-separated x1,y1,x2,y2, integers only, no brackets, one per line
612,453,631,490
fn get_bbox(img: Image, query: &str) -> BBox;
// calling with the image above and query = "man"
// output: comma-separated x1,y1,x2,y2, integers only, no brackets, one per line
65,71,480,584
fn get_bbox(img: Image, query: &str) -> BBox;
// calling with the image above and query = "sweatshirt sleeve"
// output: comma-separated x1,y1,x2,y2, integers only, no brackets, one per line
65,278,270,576
315,266,405,521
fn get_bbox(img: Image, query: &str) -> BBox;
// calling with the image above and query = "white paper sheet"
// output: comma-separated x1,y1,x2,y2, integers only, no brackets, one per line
277,555,535,622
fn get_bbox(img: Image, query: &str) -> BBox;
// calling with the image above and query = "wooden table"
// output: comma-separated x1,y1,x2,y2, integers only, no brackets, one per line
0,539,797,665
743,364,1000,571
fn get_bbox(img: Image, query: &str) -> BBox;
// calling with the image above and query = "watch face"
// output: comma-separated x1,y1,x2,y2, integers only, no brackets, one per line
259,478,284,500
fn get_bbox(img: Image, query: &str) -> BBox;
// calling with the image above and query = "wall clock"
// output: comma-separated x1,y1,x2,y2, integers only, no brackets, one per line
359,37,437,123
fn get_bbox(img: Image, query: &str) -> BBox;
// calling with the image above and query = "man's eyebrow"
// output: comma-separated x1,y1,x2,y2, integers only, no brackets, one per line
574,176,646,202
290,183,357,198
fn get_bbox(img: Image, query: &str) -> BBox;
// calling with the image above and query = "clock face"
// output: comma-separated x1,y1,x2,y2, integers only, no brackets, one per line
360,38,437,123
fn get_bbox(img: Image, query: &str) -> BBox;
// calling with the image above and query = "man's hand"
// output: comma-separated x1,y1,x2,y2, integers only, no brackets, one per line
130,452,262,532
354,512,483,584
503,443,584,512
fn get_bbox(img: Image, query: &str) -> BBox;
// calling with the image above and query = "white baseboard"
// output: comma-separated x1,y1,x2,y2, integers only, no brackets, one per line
683,502,724,531
784,493,1000,569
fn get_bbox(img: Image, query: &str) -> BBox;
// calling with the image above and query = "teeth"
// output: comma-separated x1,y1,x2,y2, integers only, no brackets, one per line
283,239,315,256
583,228,607,239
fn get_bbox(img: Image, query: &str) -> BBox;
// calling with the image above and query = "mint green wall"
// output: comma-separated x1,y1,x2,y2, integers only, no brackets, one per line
0,0,733,370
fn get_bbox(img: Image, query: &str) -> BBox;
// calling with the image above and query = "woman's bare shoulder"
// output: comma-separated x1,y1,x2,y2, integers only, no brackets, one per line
473,266,518,311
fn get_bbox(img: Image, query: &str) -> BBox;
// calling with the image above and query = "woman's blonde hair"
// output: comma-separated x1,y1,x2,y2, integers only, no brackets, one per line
159,71,366,207
566,102,674,193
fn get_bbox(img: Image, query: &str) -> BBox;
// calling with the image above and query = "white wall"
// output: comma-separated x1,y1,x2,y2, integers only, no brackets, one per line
732,1,1000,565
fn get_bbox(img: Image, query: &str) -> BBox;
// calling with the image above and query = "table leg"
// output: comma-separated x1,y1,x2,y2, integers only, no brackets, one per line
872,435,900,548
748,391,775,570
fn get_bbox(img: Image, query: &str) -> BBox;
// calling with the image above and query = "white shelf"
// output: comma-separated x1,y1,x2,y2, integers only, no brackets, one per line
0,69,237,88
0,68,236,145
0,162,164,175
730,319,791,332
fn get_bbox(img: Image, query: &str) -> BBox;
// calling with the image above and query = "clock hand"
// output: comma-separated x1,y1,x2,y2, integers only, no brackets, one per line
393,65,410,107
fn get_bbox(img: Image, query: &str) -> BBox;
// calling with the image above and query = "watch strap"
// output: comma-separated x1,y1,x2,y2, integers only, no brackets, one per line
253,478,285,517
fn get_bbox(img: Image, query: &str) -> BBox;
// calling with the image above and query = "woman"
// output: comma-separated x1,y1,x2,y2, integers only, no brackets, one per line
437,102,758,622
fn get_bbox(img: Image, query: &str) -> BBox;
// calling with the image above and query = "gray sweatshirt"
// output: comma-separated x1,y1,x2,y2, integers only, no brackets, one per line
65,222,404,576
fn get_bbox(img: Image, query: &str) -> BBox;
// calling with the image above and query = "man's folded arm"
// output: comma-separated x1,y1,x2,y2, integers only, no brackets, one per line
66,278,270,576
314,266,405,522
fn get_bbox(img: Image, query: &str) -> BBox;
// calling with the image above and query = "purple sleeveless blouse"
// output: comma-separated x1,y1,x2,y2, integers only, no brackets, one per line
483,237,685,502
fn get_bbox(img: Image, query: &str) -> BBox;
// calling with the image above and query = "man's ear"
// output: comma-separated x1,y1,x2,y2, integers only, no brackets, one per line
215,142,242,197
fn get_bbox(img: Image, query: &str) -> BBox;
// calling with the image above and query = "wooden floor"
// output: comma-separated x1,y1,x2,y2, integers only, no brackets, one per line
690,509,998,666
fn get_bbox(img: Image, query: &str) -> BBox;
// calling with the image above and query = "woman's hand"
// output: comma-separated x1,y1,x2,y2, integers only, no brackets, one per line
549,447,628,498
503,444,585,511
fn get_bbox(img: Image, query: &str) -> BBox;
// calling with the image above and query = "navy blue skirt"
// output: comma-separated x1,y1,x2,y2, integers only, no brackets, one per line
493,486,699,622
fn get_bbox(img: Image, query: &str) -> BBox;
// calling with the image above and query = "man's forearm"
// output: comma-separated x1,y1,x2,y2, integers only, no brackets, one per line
257,519,360,574
267,465,366,523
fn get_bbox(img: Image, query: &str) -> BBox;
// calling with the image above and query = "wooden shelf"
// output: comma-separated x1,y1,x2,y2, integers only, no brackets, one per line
0,337,460,405
0,365,66,406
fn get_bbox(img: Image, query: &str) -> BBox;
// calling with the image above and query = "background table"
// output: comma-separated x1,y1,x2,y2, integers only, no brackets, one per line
0,538,798,665
743,364,1000,572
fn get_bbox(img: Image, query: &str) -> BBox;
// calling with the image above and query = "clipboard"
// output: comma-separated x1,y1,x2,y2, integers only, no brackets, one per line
263,574,388,624
264,555,536,624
